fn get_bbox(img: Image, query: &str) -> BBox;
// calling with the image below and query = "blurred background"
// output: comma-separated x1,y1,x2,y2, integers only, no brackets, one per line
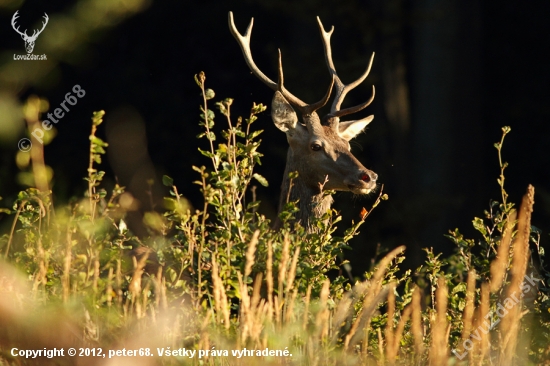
0,0,549,274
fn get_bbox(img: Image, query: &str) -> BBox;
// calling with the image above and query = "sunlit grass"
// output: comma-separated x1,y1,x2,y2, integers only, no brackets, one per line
0,74,548,365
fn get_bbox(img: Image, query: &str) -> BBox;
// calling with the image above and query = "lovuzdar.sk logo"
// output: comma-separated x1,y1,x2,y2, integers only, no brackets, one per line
11,10,48,60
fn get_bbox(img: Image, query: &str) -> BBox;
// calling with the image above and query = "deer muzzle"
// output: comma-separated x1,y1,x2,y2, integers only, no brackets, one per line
345,170,378,194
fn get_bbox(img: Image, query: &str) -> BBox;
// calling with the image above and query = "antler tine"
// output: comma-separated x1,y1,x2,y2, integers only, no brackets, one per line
229,12,306,108
275,49,334,114
30,13,49,38
332,84,375,118
38,13,49,33
316,17,375,120
11,11,27,37
307,73,335,114
228,12,275,89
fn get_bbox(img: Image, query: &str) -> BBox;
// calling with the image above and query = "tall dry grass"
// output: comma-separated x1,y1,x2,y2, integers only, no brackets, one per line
0,183,543,365
0,93,546,366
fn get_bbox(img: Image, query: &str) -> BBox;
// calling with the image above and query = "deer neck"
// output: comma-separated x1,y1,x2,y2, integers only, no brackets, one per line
277,148,333,229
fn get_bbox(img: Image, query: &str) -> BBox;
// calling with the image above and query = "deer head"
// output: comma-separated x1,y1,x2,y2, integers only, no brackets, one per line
229,12,377,226
11,11,49,54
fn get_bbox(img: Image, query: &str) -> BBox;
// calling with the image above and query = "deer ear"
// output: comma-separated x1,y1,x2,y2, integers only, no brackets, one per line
337,115,374,141
271,91,298,132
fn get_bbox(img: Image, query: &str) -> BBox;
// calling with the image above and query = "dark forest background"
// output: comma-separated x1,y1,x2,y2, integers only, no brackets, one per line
0,0,549,274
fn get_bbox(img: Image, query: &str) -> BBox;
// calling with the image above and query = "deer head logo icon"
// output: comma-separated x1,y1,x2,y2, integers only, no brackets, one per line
11,11,49,54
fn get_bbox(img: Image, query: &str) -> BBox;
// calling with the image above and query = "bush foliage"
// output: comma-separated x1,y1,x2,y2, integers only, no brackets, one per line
0,73,548,365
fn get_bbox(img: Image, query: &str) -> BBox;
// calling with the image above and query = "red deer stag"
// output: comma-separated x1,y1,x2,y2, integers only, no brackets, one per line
229,12,378,229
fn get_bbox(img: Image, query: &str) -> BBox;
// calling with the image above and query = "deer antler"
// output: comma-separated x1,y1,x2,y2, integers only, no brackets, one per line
30,13,49,40
11,11,49,40
228,12,334,115
316,17,375,126
11,11,28,38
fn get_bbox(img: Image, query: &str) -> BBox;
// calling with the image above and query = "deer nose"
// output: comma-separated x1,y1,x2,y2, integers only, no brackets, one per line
360,171,377,182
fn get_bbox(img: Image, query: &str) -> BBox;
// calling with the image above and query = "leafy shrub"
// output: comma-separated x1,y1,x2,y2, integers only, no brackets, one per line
0,74,548,366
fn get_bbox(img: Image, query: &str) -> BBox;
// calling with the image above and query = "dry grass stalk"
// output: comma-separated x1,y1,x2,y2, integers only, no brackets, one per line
277,234,290,324
285,288,299,323
4,203,24,258
411,285,425,361
153,265,162,309
31,237,47,293
244,230,260,278
211,255,228,329
274,295,281,327
286,246,300,295
331,286,354,344
472,282,490,365
62,228,72,303
459,269,477,365
141,280,151,318
461,269,476,343
499,185,534,363
128,250,150,318
1,263,82,364
249,273,266,344
92,254,100,294
241,272,268,347
160,275,167,311
316,280,330,341
386,282,409,364
251,300,269,346
490,209,517,293
385,283,396,350
237,271,251,342
377,327,385,365
251,273,263,315
303,284,312,331
284,246,301,321
347,286,390,352
198,313,211,359
393,303,412,363
238,273,264,345
429,277,448,366
106,266,114,307
129,249,149,297
344,246,406,350
220,273,230,326
267,240,274,322
238,231,263,341
116,259,123,308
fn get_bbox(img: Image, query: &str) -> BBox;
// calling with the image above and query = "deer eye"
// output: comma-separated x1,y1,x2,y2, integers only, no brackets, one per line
311,143,322,151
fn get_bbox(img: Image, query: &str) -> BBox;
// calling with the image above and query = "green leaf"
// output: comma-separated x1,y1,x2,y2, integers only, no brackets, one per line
90,136,108,147
199,110,215,122
91,110,105,126
472,217,487,236
248,130,264,140
451,282,466,295
204,88,215,100
92,145,106,154
253,173,269,187
195,71,206,87
162,175,174,187
198,148,214,158
246,201,261,210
